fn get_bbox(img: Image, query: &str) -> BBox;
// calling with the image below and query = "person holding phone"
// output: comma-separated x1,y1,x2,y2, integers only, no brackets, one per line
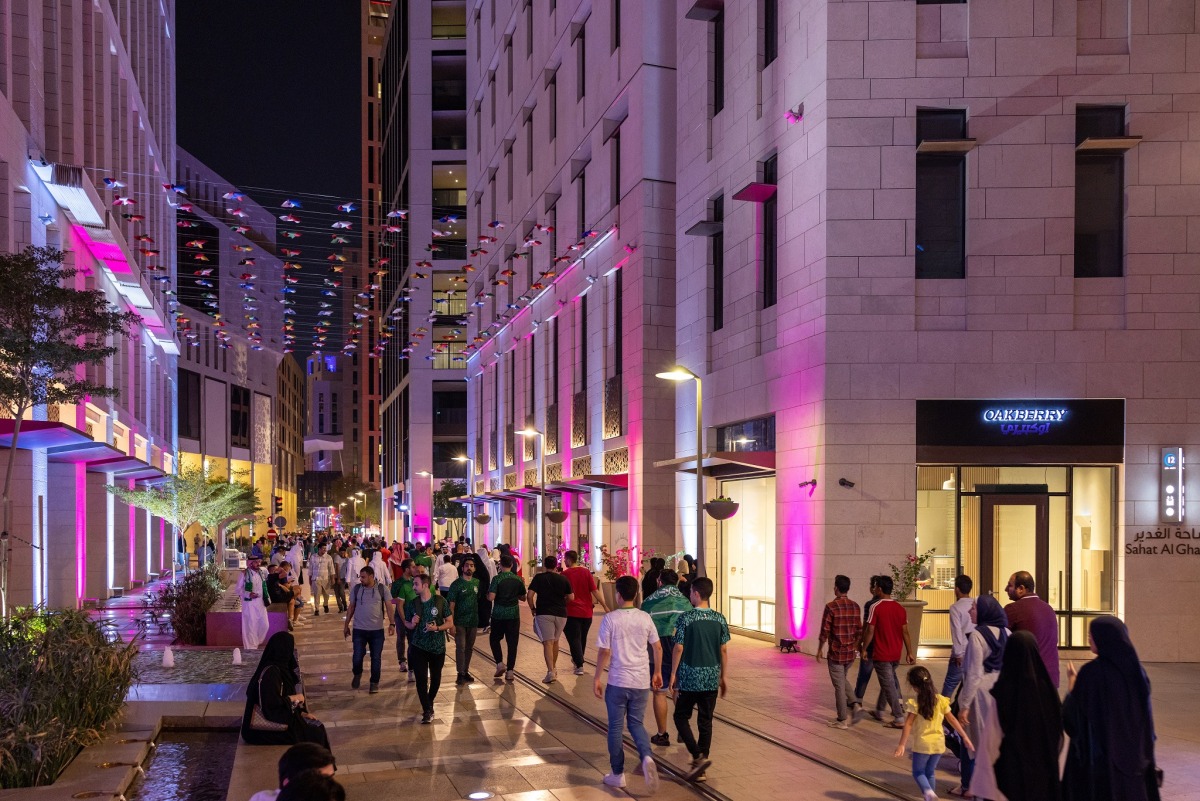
405,573,453,723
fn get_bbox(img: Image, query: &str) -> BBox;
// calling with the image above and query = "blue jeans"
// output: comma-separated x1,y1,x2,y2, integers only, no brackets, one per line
352,628,385,684
912,752,941,794
605,685,653,774
855,655,902,711
942,656,964,697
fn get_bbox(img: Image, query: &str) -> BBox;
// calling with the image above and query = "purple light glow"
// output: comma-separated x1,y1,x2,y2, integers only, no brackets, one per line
560,493,572,549
75,464,86,606
128,479,136,585
515,498,525,555
72,225,132,274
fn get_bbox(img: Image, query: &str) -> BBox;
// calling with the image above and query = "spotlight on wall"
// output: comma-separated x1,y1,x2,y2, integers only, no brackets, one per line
586,275,597,284
798,479,818,489
785,104,804,125
838,478,855,488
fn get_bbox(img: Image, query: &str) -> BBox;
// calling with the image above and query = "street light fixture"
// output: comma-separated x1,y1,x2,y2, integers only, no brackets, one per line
656,365,705,577
516,428,546,557
452,456,476,547
416,470,436,544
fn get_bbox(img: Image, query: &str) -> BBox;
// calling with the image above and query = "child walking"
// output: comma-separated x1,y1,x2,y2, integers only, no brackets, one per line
893,666,973,801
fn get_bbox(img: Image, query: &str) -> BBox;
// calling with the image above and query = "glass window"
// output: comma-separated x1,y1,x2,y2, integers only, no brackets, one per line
916,466,959,644
718,476,776,634
958,466,1068,493
1071,467,1116,611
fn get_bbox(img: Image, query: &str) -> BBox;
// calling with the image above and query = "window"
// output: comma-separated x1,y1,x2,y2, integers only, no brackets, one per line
230,385,251,449
712,195,725,331
506,37,513,94
526,0,533,57
548,74,557,141
1075,106,1126,278
762,155,778,308
576,23,587,101
612,0,621,51
916,109,968,279
610,127,621,210
762,0,778,67
577,166,587,231
711,13,725,116
526,116,534,174
178,369,201,440
506,142,514,202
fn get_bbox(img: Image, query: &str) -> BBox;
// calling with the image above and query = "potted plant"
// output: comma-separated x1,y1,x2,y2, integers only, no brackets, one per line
888,547,936,647
474,512,492,525
598,544,633,609
704,495,739,520
434,516,447,526
545,507,567,524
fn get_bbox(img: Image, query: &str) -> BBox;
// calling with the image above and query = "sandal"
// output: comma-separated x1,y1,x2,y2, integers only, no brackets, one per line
946,787,974,799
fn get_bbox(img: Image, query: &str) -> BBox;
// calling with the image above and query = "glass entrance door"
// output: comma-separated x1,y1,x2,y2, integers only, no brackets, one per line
979,494,1050,604
716,476,776,635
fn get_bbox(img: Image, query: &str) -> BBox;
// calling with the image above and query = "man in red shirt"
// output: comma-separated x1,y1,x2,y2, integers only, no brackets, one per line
859,575,914,727
816,575,862,728
1004,570,1060,688
562,550,608,675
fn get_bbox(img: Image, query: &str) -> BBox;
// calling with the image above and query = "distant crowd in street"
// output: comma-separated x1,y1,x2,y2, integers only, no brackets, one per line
817,570,1161,801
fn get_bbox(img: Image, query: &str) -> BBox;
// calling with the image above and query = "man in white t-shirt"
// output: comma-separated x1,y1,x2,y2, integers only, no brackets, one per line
247,743,335,801
594,575,662,793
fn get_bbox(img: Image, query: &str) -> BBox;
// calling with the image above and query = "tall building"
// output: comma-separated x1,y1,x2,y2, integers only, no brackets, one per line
276,354,305,528
172,150,296,548
379,0,470,544
0,0,178,608
305,354,345,474
451,0,1200,661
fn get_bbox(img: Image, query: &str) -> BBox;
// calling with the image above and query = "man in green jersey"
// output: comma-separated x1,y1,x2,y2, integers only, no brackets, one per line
414,543,434,574
404,573,453,723
390,558,418,680
487,553,526,682
669,577,730,782
448,557,481,684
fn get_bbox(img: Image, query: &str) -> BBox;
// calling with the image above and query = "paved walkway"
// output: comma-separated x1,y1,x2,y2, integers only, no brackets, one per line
216,606,1200,801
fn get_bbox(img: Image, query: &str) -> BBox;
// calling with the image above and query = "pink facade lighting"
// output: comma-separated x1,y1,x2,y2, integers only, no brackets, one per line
415,470,436,545
656,366,705,576
515,429,545,557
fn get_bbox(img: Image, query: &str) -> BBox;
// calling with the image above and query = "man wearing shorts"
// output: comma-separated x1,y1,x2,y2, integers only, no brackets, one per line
641,568,691,746
527,555,575,684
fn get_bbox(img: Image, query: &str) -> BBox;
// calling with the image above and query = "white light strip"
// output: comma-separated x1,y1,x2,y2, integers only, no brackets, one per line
466,225,617,364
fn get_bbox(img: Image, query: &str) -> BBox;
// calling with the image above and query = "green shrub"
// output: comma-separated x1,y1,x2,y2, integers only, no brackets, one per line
156,561,224,645
0,608,138,787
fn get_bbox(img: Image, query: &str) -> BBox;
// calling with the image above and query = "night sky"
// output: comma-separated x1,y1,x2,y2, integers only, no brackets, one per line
175,1,362,359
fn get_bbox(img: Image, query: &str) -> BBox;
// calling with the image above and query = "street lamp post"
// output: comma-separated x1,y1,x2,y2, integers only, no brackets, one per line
452,456,475,547
656,366,705,577
516,428,546,559
416,470,436,544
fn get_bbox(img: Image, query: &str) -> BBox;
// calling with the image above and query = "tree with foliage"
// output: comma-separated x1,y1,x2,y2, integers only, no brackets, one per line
433,479,468,539
107,467,261,569
0,247,140,616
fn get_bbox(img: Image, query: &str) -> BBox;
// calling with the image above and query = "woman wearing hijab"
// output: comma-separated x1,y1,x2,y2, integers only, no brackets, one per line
469,548,495,629
955,594,1010,801
241,631,330,749
1063,616,1161,801
368,549,392,584
344,548,367,593
991,630,1062,800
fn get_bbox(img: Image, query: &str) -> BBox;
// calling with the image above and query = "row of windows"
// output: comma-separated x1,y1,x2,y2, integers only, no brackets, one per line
915,105,1128,280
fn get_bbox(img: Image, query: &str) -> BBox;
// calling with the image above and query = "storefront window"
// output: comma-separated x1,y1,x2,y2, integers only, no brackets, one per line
1071,467,1116,612
717,476,776,635
916,466,959,643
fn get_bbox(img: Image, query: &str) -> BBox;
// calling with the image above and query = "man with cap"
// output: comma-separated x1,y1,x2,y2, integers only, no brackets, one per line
241,554,270,649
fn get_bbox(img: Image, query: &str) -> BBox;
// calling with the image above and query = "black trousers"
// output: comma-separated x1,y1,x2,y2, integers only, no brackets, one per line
564,616,592,668
394,611,412,665
674,690,718,759
489,617,520,669
409,645,445,712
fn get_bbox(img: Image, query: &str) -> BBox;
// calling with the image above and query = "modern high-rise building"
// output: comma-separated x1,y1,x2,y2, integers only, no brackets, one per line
450,0,1200,661
0,0,178,609
172,150,297,548
379,0,470,544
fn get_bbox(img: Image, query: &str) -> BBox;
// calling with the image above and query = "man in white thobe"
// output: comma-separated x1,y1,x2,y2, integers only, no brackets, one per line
310,543,335,616
241,555,270,650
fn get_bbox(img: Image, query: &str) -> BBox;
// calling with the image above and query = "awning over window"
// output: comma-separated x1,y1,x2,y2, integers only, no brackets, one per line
654,450,775,478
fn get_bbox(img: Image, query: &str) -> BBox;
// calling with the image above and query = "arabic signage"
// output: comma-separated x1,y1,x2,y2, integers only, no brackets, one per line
1127,526,1200,556
1161,447,1185,524
917,399,1125,451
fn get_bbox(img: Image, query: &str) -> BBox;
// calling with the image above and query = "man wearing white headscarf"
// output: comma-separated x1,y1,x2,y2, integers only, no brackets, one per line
241,555,270,650
345,548,367,594
369,549,392,584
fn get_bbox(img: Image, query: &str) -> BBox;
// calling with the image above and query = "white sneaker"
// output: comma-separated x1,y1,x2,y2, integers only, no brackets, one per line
573,666,585,675
542,671,556,684
642,756,659,793
602,773,627,788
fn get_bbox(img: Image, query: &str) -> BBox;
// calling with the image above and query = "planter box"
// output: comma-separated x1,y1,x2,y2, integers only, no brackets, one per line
704,500,740,520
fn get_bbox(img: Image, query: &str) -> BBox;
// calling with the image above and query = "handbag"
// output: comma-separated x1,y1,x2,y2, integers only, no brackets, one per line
249,669,290,732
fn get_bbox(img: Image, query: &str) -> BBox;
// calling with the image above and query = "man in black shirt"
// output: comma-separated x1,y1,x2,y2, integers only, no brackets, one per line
527,556,575,684
266,562,298,631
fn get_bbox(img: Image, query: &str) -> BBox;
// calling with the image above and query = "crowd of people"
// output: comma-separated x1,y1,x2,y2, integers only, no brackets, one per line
817,570,1162,801
235,535,1160,801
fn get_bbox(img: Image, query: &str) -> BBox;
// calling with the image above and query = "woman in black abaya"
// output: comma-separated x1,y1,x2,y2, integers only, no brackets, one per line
1063,616,1161,801
241,631,331,749
991,630,1063,799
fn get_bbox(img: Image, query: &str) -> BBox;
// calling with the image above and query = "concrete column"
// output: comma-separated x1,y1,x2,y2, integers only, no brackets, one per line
44,461,84,609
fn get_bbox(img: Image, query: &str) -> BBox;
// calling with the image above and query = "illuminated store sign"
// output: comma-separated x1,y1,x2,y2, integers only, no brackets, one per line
1161,447,1185,524
982,407,1069,436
